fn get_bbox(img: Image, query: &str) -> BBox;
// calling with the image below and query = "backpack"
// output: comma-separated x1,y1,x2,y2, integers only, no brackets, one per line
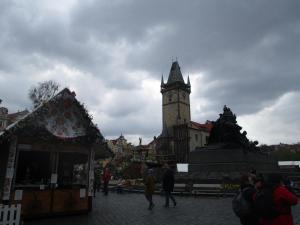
232,187,252,218
254,187,279,219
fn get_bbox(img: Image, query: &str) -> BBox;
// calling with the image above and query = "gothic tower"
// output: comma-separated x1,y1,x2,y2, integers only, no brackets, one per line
161,61,191,137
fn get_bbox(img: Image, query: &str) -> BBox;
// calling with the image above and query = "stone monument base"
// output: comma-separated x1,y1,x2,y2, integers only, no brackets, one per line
187,144,279,181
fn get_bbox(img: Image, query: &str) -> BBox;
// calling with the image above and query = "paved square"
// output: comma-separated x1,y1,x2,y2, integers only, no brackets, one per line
26,192,300,225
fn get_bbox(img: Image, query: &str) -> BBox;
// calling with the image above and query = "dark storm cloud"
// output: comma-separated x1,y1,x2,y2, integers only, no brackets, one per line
70,0,300,116
1,0,300,144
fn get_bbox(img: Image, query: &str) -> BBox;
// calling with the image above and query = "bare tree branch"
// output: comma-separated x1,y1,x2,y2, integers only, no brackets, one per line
28,80,60,108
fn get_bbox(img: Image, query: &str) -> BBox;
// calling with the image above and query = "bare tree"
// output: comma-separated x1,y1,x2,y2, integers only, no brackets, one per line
29,80,60,108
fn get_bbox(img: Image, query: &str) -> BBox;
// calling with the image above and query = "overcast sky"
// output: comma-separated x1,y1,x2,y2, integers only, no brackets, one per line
0,0,299,145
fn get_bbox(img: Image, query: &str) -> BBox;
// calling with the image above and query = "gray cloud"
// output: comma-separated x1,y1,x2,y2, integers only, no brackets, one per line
0,0,300,144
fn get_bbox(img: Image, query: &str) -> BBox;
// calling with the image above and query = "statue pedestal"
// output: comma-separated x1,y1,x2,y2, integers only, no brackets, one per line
188,144,279,181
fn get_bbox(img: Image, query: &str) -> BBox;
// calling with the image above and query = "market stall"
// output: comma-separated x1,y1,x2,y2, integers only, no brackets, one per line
0,88,104,218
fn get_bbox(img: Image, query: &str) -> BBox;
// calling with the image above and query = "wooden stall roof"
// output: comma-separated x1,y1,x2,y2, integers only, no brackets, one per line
0,88,104,145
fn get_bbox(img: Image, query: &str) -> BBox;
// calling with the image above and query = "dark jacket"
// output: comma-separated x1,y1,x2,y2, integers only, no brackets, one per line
260,185,298,225
162,169,175,192
240,184,260,225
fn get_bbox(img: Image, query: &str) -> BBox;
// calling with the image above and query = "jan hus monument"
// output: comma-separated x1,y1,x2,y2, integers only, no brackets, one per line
188,105,279,180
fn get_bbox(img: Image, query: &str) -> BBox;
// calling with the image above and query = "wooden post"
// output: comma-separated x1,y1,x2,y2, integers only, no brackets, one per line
87,145,95,211
50,152,59,214
2,136,17,202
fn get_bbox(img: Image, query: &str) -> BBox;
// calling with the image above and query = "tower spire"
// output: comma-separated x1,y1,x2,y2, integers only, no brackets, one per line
187,75,190,86
161,74,164,87
167,61,184,84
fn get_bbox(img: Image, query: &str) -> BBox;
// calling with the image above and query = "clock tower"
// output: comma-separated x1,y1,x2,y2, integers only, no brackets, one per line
161,61,191,137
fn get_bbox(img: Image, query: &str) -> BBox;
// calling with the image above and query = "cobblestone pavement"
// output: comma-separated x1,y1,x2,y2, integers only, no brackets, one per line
27,192,300,225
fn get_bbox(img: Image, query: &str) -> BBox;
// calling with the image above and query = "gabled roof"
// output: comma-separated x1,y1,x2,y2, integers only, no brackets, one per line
0,88,103,143
167,61,185,84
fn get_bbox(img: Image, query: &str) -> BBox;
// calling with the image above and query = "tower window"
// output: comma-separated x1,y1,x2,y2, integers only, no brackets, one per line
195,134,198,141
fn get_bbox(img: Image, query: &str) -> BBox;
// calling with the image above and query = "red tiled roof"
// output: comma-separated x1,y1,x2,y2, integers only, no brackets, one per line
190,121,213,132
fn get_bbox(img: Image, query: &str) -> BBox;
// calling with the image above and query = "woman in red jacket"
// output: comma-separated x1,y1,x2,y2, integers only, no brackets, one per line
259,174,298,225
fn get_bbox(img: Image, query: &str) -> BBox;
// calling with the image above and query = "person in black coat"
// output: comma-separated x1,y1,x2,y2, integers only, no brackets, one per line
162,164,177,207
239,174,259,225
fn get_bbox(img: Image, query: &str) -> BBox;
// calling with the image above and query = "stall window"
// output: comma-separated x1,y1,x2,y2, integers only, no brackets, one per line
16,151,51,186
57,153,88,187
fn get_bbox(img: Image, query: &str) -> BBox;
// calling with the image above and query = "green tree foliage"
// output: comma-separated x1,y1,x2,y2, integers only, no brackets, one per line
271,150,300,161
28,80,60,108
95,143,113,160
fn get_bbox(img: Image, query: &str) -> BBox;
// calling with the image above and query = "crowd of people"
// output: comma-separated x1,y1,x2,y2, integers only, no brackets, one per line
93,164,177,211
233,172,298,225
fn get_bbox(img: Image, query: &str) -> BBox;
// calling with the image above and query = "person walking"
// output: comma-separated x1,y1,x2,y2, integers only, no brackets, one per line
253,176,264,192
258,173,298,225
233,174,259,225
102,167,111,196
144,168,155,210
93,169,101,197
162,164,176,207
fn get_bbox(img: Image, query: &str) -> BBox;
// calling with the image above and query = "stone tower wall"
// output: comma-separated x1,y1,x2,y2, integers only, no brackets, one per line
162,88,190,134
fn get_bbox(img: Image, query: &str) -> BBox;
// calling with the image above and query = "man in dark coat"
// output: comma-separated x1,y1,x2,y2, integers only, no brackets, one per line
162,164,177,207
238,174,259,225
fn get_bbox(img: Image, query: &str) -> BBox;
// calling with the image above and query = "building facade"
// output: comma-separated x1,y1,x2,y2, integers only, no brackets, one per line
107,134,134,157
